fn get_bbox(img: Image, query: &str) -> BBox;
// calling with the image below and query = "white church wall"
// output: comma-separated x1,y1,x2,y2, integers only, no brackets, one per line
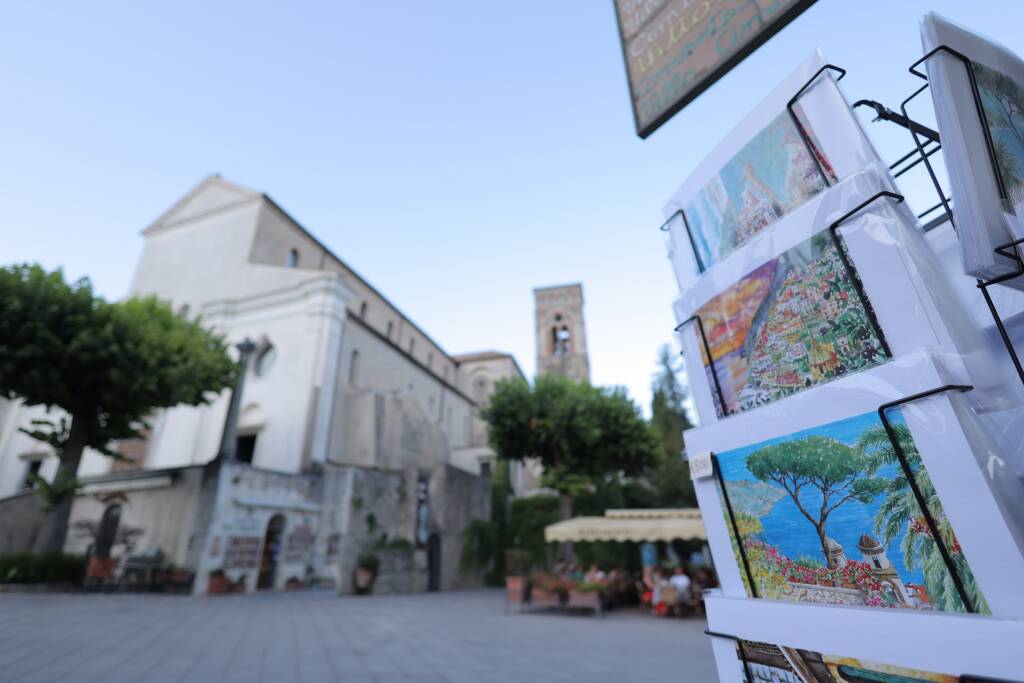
129,200,264,308
328,317,477,469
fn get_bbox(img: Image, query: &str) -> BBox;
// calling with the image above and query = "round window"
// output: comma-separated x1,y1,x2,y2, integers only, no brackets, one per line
255,344,277,377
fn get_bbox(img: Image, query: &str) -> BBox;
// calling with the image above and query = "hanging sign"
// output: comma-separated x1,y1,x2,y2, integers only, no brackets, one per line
614,0,817,138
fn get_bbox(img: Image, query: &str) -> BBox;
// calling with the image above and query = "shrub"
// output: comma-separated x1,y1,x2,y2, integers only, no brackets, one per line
459,519,497,575
508,495,561,569
0,552,86,584
373,537,415,553
572,581,607,594
357,553,380,574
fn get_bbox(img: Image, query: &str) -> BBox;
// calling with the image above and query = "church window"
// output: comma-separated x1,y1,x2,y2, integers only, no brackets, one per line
236,434,257,464
480,461,492,477
178,303,190,318
409,338,415,354
287,248,299,268
21,458,43,490
349,350,360,386
873,558,881,569
427,352,433,369
255,342,276,377
359,302,367,318
386,321,394,339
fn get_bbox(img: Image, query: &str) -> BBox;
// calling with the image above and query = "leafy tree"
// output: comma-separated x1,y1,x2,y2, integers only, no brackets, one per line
507,495,562,568
649,345,697,507
857,423,988,613
483,374,659,521
0,264,238,551
747,436,887,561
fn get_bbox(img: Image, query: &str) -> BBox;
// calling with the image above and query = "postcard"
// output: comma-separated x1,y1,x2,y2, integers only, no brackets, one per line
692,230,887,417
716,407,987,614
662,51,883,292
922,13,1024,287
687,351,1024,620
736,640,955,682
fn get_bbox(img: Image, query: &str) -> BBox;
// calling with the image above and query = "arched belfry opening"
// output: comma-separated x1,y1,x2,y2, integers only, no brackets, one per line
534,284,590,382
549,314,573,357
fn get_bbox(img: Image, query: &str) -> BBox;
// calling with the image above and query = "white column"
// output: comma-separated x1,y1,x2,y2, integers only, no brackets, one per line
306,277,352,464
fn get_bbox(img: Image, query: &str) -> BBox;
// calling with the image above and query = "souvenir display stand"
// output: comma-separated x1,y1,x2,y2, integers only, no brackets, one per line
661,16,1024,682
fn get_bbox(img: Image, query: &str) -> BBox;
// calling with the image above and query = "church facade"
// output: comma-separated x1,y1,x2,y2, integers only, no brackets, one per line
0,176,525,594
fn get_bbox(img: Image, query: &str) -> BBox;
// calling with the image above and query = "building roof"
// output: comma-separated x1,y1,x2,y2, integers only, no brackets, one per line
144,176,522,375
858,534,882,550
451,351,527,381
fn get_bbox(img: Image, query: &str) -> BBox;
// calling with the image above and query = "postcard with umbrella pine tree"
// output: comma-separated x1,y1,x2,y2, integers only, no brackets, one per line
695,231,888,417
716,409,988,614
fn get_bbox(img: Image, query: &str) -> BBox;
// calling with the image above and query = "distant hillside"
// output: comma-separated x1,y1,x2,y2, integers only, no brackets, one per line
726,480,785,517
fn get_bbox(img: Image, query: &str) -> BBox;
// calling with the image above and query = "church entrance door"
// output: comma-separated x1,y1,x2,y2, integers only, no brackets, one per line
257,514,285,590
427,533,441,592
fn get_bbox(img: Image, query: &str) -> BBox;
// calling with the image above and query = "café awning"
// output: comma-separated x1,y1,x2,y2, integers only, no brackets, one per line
544,508,706,543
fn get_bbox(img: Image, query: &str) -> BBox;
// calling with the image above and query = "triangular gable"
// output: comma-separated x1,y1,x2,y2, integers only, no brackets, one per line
144,175,261,234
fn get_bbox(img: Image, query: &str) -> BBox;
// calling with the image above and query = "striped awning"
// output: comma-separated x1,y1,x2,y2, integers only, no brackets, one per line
544,508,705,543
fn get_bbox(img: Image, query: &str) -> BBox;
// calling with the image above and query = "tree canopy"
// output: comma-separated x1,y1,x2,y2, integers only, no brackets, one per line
482,374,659,492
747,435,887,560
0,263,238,550
649,344,696,507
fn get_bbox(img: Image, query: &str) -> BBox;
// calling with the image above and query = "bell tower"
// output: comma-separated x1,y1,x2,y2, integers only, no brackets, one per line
533,283,590,382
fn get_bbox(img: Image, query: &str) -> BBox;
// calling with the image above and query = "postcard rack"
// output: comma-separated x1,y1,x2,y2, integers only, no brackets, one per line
864,45,1024,389
666,53,1024,390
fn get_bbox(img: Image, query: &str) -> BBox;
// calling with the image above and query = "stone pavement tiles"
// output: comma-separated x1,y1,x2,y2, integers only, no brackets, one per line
0,589,718,682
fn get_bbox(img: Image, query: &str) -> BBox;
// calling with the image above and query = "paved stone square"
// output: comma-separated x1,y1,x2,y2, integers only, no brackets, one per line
0,588,717,682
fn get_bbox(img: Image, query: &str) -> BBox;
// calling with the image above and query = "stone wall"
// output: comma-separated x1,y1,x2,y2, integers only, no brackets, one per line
0,491,45,553
192,461,323,594
434,465,491,591
64,467,206,567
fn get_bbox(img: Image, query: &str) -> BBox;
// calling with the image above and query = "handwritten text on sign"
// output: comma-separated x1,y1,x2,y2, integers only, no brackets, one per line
689,451,714,480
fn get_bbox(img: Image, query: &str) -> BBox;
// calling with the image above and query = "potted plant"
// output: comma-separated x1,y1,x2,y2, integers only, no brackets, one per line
353,553,379,595
568,581,605,613
529,573,564,609
207,568,229,594
285,576,305,591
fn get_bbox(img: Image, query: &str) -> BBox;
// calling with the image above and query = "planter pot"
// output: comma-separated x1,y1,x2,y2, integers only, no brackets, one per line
86,557,117,581
506,576,527,606
530,588,561,609
208,575,230,594
568,590,602,612
353,567,376,595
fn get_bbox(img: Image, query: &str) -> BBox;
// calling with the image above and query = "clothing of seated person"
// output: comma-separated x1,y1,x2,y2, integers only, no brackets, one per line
668,568,691,597
583,565,606,583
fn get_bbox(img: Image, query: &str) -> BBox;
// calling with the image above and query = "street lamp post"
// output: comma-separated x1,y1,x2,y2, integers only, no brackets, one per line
216,337,258,462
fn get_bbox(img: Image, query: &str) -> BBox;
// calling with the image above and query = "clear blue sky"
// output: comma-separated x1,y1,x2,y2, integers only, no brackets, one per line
2,1,1020,414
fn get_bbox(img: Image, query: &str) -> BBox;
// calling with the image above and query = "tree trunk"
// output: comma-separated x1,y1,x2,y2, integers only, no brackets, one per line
557,492,574,563
816,523,829,566
32,416,88,553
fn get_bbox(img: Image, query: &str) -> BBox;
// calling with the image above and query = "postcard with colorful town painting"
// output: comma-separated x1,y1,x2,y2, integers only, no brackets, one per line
695,231,888,418
736,640,956,682
682,107,836,272
716,409,988,615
